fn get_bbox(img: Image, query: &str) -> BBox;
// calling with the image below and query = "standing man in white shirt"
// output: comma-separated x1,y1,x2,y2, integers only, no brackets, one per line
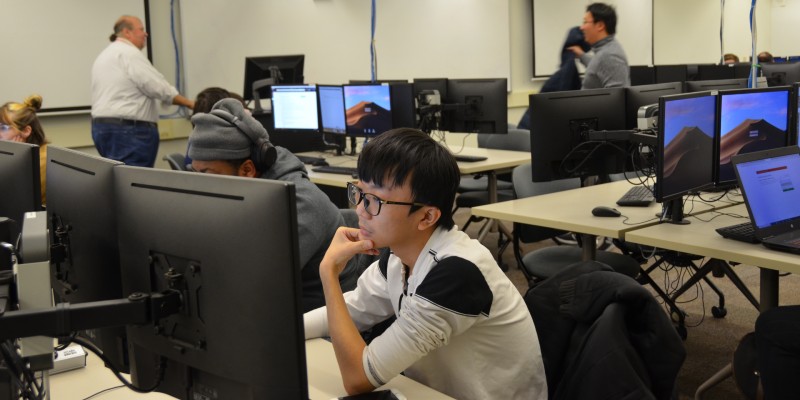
91,15,194,167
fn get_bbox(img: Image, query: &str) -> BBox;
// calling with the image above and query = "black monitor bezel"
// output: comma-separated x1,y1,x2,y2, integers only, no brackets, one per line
46,146,128,370
115,166,307,399
342,83,394,138
242,54,305,101
684,78,749,93
714,86,793,189
760,62,800,87
529,87,627,182
0,141,41,241
444,78,508,134
317,84,347,135
270,84,321,134
655,91,717,203
624,82,683,130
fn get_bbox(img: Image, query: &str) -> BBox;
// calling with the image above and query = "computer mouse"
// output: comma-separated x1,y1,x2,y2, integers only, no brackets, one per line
592,206,621,217
312,159,329,167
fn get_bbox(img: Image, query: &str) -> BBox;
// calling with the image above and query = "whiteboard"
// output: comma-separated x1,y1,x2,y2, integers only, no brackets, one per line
179,0,511,100
0,0,146,111
532,0,652,77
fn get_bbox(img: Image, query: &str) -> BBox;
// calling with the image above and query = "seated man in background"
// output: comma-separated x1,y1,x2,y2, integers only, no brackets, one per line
304,128,547,399
183,86,246,167
723,53,740,64
758,51,774,63
188,98,358,311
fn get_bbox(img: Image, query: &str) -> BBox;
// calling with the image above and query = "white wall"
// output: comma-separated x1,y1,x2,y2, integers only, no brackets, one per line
38,1,800,148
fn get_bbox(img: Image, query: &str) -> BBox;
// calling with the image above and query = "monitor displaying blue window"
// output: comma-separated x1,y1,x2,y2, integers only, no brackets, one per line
716,87,790,187
318,85,346,135
271,84,319,132
343,84,392,137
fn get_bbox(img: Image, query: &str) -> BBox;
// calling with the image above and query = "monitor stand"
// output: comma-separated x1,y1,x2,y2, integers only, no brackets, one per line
661,198,690,225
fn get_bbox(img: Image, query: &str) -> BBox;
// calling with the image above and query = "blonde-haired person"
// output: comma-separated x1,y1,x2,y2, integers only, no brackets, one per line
0,94,48,205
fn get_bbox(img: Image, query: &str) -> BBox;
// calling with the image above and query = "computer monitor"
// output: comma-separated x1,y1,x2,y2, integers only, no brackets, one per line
318,85,346,135
761,62,800,87
349,79,409,84
115,166,306,399
697,64,736,81
270,84,320,133
343,84,393,137
655,91,717,223
242,55,304,101
444,78,508,134
655,65,688,84
0,141,41,242
529,87,627,182
684,78,748,93
625,82,683,130
629,66,656,86
715,86,791,188
390,83,416,129
46,147,128,371
794,83,800,146
413,78,449,133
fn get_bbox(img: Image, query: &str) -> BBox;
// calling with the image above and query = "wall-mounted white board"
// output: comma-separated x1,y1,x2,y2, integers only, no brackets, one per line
1,0,146,111
179,0,511,100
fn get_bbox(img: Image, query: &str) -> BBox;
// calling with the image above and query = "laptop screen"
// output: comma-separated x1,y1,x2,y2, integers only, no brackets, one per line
735,151,800,230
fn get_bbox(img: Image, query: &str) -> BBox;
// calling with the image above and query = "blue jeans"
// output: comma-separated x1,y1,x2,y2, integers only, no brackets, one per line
91,121,159,167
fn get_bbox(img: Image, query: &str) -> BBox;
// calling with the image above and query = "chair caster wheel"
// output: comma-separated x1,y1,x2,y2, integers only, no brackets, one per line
712,306,727,318
670,309,686,323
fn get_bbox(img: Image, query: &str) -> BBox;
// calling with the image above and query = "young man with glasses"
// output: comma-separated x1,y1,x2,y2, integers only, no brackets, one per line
304,128,547,400
568,2,630,89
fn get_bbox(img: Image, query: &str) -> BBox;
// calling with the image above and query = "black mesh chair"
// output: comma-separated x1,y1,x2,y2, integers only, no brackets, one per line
511,163,641,286
454,129,531,231
162,153,188,171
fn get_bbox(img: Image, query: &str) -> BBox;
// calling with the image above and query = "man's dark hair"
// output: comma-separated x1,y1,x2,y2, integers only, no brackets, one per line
587,3,617,35
357,128,460,230
193,87,232,116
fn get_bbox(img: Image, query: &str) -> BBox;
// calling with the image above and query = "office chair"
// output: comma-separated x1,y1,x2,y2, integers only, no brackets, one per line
613,237,759,340
454,129,530,229
525,260,685,400
511,163,641,285
456,129,529,194
162,153,188,171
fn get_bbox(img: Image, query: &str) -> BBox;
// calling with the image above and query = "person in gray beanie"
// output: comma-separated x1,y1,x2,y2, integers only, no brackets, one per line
188,98,359,312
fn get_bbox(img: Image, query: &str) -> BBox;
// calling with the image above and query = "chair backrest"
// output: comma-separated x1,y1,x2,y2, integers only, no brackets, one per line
477,129,531,152
163,153,187,171
512,163,581,243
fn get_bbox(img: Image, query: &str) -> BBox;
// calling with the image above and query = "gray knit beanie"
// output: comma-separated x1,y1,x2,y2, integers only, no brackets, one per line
188,98,270,161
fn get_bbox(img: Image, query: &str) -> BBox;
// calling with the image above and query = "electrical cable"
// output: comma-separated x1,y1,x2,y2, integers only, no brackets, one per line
719,0,725,65
159,0,189,119
71,336,165,394
749,0,758,87
370,0,377,82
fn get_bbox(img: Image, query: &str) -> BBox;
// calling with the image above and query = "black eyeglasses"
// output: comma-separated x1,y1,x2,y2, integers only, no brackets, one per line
347,182,427,216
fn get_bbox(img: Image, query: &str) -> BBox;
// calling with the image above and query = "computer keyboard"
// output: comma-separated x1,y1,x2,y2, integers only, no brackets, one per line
296,155,326,165
452,154,488,163
716,222,760,244
311,165,358,177
616,185,655,207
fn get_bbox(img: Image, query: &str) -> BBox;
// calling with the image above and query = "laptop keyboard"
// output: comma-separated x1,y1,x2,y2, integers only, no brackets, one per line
716,222,760,244
616,185,655,207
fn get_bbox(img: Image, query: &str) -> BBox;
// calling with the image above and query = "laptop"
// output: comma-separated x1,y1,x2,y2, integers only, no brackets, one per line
732,146,800,254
